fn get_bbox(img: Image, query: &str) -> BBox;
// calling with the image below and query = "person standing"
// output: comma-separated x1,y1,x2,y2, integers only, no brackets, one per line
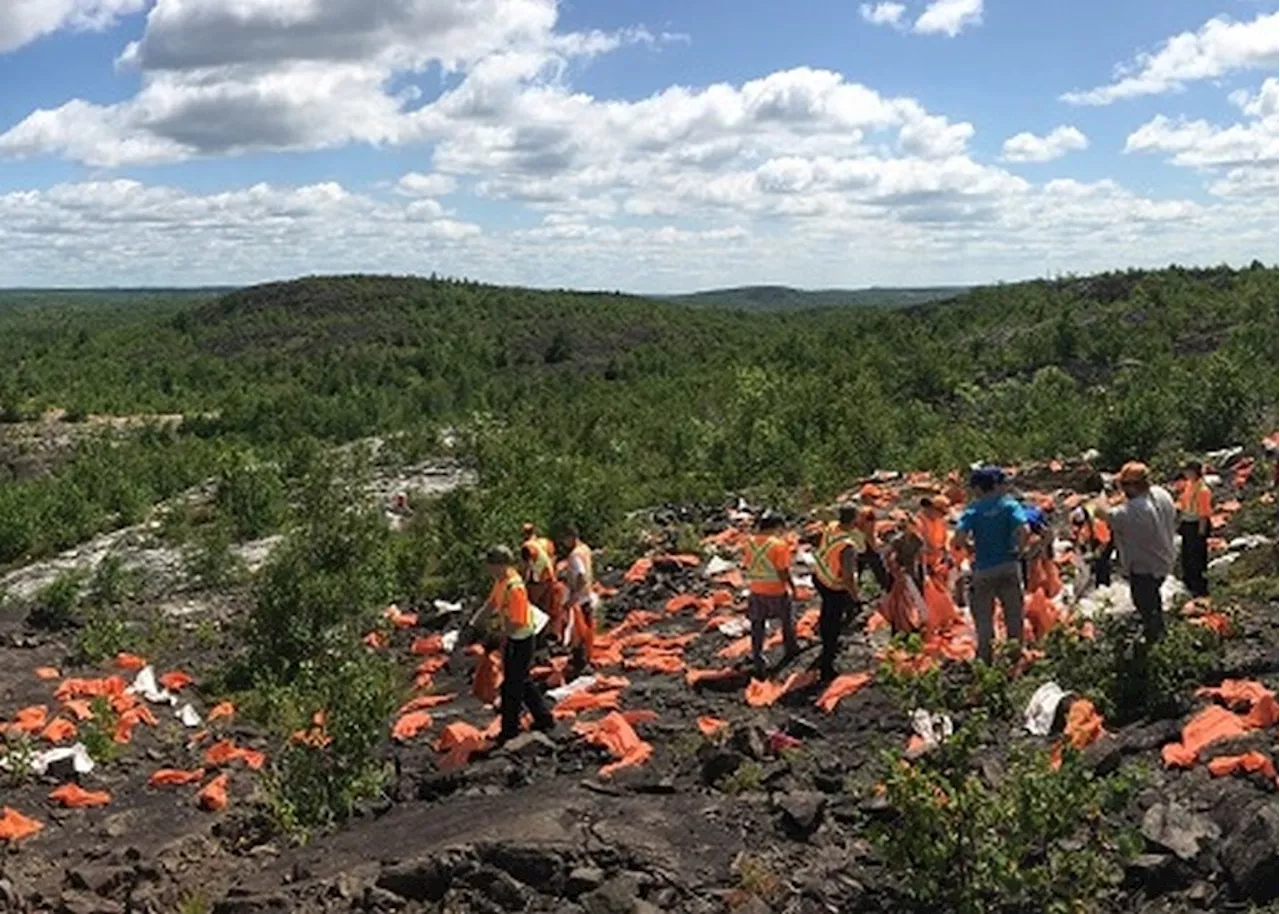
561,524,597,674
811,505,864,681
481,545,555,743
1094,462,1177,642
521,523,562,638
953,467,1031,664
854,506,892,592
1070,505,1113,587
744,512,797,679
1176,461,1212,598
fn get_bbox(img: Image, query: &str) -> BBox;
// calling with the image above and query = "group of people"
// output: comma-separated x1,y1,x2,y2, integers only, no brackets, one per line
472,458,1216,743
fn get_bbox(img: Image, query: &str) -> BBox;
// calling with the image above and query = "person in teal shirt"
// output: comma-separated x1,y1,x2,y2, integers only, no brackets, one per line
954,467,1030,663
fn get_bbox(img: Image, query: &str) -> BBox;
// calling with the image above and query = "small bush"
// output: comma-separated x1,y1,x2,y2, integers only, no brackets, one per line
28,570,84,631
720,760,764,795
870,714,1140,914
79,697,123,764
215,452,287,540
74,605,136,665
87,554,137,608
184,524,243,589
0,734,37,787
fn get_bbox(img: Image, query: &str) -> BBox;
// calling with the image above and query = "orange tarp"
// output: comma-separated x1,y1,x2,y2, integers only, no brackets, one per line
158,671,194,692
553,689,622,719
624,559,653,583
197,774,229,812
148,768,206,788
697,716,729,737
1161,705,1250,768
1196,680,1274,710
392,711,433,742
1207,752,1277,782
0,808,43,843
114,653,147,672
573,711,653,778
472,651,503,705
745,670,818,708
397,693,456,716
49,784,111,808
39,718,77,744
815,672,873,713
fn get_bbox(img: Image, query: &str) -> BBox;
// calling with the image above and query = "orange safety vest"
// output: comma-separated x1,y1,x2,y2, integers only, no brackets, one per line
744,534,788,595
523,536,555,584
813,523,863,591
1177,479,1211,522
491,568,534,638
916,512,949,568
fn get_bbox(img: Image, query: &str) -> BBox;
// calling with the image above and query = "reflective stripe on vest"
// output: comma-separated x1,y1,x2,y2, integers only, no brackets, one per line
1177,480,1209,521
524,537,554,583
744,536,784,585
502,571,536,639
813,525,857,590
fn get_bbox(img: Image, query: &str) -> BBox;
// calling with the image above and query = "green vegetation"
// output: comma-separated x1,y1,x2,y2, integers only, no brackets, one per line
871,714,1141,914
663,284,968,310
28,570,84,631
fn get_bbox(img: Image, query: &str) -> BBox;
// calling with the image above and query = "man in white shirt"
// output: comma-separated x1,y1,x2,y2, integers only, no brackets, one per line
1094,461,1177,642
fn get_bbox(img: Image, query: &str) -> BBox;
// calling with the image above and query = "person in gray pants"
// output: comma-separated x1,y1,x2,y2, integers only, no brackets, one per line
953,467,1031,664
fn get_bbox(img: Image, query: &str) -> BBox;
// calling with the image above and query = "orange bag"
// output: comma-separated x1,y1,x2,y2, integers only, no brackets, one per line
148,768,206,788
391,711,433,742
697,716,729,737
815,672,873,714
39,718,77,744
1024,590,1060,640
34,667,60,681
1064,699,1104,749
197,774,229,812
384,605,419,629
158,671,194,691
623,558,652,583
745,670,818,708
114,653,147,672
410,633,445,656
0,807,43,843
717,637,753,660
55,676,128,702
1207,752,1277,782
1161,705,1249,768
472,650,503,706
573,712,653,778
397,693,456,716
61,700,94,722
10,706,49,735
553,689,622,719
207,701,236,722
49,783,111,808
685,667,741,688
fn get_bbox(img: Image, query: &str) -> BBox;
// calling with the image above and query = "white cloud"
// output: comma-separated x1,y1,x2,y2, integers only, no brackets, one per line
1062,11,1279,105
397,172,459,197
859,3,906,28
913,0,983,37
1001,125,1088,163
0,0,146,53
1124,77,1278,197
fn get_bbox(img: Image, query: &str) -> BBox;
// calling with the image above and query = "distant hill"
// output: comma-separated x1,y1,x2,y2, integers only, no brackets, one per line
662,284,969,310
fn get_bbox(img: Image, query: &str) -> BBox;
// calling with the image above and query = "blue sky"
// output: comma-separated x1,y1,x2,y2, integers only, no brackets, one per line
0,0,1275,290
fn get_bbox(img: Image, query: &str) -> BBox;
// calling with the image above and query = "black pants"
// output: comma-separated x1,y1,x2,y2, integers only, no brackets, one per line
857,549,891,592
500,635,554,740
1092,541,1114,587
1179,521,1209,598
1129,573,1166,642
814,580,854,680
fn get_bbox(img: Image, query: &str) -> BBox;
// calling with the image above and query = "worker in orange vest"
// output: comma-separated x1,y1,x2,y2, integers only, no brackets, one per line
811,505,864,681
521,523,563,638
480,545,555,744
1070,505,1113,587
916,495,952,579
854,506,891,592
560,524,597,675
744,512,797,679
1176,461,1212,598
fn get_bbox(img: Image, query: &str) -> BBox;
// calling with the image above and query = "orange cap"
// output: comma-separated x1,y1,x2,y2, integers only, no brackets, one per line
1117,462,1150,486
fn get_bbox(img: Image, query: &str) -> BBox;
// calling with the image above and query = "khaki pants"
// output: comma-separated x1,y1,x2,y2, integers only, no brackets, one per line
971,562,1024,664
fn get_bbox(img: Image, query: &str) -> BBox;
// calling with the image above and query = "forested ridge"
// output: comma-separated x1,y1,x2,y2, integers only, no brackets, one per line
0,264,1276,578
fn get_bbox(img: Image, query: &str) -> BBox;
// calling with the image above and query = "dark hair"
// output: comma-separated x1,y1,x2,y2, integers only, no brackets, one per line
564,523,580,540
1184,460,1203,476
758,511,784,531
486,545,514,565
837,504,858,525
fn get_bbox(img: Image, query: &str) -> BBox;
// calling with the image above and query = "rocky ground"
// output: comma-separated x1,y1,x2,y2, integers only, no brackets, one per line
0,448,1275,914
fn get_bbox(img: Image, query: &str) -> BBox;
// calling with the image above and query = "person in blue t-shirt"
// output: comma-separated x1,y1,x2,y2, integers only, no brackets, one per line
954,467,1031,663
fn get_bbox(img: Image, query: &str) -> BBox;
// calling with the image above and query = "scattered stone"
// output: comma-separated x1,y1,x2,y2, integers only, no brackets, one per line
484,843,568,893
375,858,451,903
775,791,825,839
566,867,605,897
1141,803,1221,862
361,886,407,912
503,732,558,758
580,874,640,914
729,725,767,762
210,895,290,914
1117,719,1182,754
1124,854,1185,895
1081,734,1123,775
731,895,771,914
66,865,133,897
1220,800,1278,902
785,715,822,739
460,865,531,908
58,890,125,914
699,747,743,786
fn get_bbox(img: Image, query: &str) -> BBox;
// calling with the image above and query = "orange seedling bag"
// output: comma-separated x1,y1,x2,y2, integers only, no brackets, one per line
148,768,206,788
49,783,111,808
197,774,229,812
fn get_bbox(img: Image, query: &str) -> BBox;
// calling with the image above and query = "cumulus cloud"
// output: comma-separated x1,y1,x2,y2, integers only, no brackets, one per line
859,3,906,28
1001,125,1088,163
397,172,459,197
0,0,146,53
1124,77,1278,198
913,0,983,37
1062,11,1279,105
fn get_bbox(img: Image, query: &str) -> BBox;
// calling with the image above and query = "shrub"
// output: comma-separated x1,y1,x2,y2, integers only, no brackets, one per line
87,554,137,608
215,451,287,540
184,524,243,590
260,648,401,838
28,570,84,631
74,605,136,665
870,714,1140,914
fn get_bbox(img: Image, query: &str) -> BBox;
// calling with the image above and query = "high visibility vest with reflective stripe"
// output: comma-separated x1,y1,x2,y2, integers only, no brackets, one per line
500,570,537,639
1177,480,1210,522
744,535,785,586
570,541,594,584
813,524,859,590
523,537,555,583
